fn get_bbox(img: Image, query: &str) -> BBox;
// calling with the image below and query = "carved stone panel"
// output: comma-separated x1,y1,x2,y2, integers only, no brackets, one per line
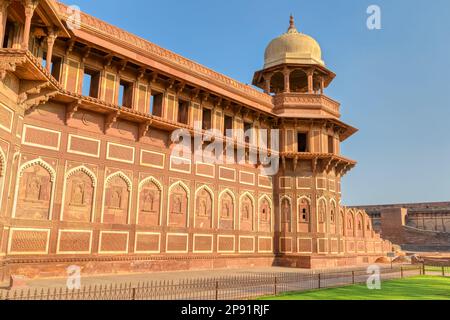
63,171,94,222
259,198,271,232
240,195,253,231
195,188,212,229
168,184,188,227
138,180,161,226
318,200,327,233
219,192,234,230
103,175,129,224
280,198,292,232
16,165,53,220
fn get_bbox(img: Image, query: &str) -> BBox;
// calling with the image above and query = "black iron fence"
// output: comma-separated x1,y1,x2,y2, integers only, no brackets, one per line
0,265,423,300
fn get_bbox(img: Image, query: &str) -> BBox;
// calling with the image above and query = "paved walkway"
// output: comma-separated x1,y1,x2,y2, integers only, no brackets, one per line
8,264,395,290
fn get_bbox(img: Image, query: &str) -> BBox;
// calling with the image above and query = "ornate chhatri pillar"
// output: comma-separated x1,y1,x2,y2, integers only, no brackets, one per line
307,69,314,93
283,68,290,93
45,28,57,72
22,0,38,50
0,0,10,47
263,72,272,94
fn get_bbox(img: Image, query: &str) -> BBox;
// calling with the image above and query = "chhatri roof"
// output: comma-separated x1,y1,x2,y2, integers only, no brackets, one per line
264,15,324,69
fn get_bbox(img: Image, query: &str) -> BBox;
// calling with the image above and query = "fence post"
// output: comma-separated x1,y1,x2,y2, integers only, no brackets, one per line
274,277,277,296
318,273,321,289
131,287,136,300
442,266,445,278
422,263,425,276
401,267,404,279
215,281,219,301
352,271,355,285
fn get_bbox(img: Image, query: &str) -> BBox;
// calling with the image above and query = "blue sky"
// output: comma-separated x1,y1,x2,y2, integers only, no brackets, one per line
65,0,450,206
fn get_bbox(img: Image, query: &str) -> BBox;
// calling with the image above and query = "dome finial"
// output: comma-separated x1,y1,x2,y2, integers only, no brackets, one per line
288,14,298,33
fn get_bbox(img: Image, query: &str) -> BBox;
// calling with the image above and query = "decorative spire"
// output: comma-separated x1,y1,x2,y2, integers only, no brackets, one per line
287,14,298,33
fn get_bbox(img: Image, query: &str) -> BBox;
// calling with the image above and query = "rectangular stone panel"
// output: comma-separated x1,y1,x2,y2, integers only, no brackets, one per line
22,125,61,151
135,232,160,253
68,134,100,157
298,238,312,253
166,233,188,253
170,156,191,173
8,228,50,255
279,237,292,253
217,235,235,253
346,240,356,253
316,177,327,190
318,238,328,253
195,162,215,178
239,236,254,253
279,177,292,189
239,171,255,185
141,150,165,169
297,177,312,189
258,237,273,253
330,239,339,253
99,232,128,254
57,230,92,254
258,175,272,188
0,102,13,133
219,167,235,182
107,142,135,164
193,234,213,253
65,59,80,92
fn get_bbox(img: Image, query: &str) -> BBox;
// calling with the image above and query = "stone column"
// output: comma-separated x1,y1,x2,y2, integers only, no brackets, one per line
22,0,38,50
307,69,314,93
0,0,10,47
319,76,325,94
283,68,290,93
45,28,57,72
263,73,272,94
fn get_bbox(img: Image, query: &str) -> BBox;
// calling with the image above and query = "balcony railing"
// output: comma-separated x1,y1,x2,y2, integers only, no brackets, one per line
273,92,341,117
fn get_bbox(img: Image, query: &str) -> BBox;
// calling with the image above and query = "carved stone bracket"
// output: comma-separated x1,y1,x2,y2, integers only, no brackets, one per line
65,99,81,124
138,120,152,141
104,110,120,132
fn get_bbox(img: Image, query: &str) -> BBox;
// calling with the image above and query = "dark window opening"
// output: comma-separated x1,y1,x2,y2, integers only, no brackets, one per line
177,99,189,124
3,21,14,48
202,108,212,131
297,133,308,152
150,92,163,117
119,80,133,108
328,135,334,154
82,68,100,98
244,122,252,144
224,115,233,137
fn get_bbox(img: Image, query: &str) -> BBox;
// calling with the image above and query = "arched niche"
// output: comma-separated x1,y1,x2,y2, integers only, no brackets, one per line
138,177,163,226
297,196,311,233
239,192,254,231
62,166,96,222
167,181,189,227
15,158,56,220
218,189,235,230
194,185,213,229
258,195,272,232
279,195,292,232
102,172,131,225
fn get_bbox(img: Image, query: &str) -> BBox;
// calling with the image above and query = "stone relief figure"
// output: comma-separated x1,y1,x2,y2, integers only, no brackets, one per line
348,217,353,229
26,174,42,201
281,199,290,222
242,204,250,220
222,201,230,218
17,164,53,220
318,202,326,223
142,190,155,212
173,195,182,214
110,187,122,209
330,210,335,224
70,181,85,206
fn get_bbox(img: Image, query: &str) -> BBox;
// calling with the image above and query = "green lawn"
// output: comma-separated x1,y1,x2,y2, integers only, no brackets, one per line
259,276,450,300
